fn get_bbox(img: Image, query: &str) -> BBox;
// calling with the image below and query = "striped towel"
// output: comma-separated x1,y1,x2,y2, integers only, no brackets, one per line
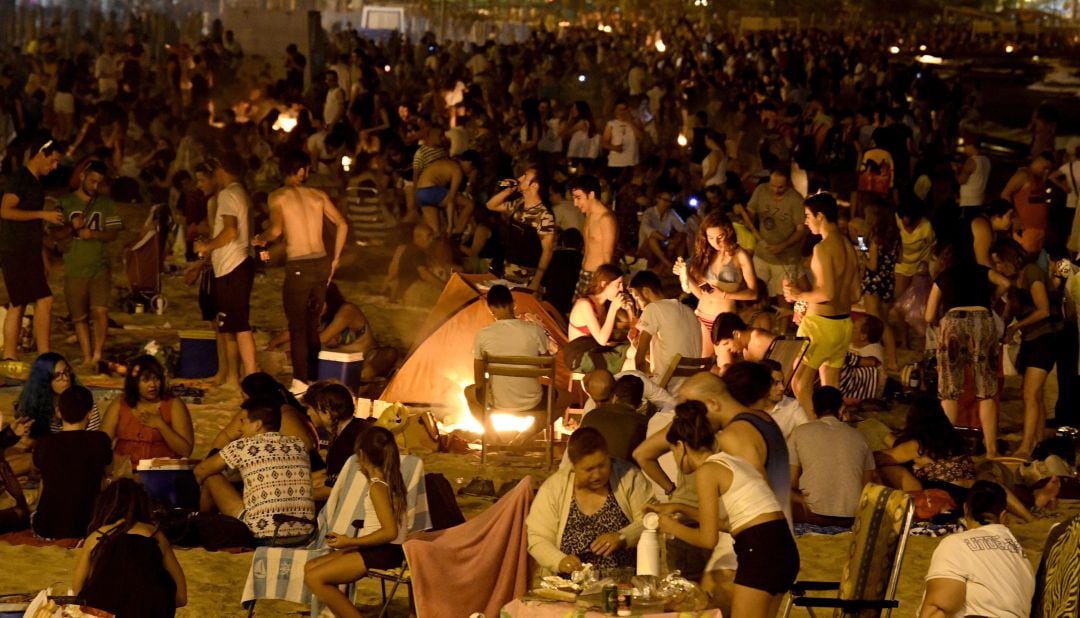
241,454,430,615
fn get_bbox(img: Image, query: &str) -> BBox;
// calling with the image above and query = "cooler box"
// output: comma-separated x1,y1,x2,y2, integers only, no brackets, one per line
136,460,200,509
179,330,218,379
317,351,365,392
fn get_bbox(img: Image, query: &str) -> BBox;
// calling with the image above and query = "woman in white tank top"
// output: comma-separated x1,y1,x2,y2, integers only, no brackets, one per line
958,139,990,207
305,426,409,618
646,402,799,617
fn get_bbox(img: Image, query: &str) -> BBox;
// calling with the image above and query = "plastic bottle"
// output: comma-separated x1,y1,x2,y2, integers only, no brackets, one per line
637,512,661,576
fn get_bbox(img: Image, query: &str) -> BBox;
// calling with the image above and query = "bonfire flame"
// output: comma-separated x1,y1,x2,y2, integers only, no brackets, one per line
436,378,536,437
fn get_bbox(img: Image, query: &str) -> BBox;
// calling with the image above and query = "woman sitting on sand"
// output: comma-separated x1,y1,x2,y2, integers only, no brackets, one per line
73,478,187,617
304,426,408,618
210,373,319,459
102,355,194,462
648,401,799,617
526,427,653,576
15,352,101,438
267,283,398,382
303,381,372,500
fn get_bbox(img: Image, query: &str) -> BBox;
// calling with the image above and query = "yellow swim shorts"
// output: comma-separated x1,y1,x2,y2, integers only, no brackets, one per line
796,313,854,369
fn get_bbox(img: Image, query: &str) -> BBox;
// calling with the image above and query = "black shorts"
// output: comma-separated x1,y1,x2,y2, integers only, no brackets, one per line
1,250,52,307
359,542,405,570
1017,332,1057,373
214,258,254,333
733,519,799,595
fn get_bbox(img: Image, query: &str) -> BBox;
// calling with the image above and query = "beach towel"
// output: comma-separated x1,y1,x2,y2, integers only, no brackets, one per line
240,454,430,615
404,476,533,618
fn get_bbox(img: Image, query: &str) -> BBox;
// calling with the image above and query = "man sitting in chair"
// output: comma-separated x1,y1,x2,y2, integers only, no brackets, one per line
464,284,566,445
627,270,701,385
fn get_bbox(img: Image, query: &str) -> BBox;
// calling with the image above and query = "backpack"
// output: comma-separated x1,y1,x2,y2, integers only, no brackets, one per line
424,472,465,531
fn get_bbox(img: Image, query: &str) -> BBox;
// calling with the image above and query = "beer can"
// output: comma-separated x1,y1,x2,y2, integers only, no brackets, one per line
602,585,617,613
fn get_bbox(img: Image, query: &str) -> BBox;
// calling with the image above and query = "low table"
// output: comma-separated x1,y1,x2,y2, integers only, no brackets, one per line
500,597,723,617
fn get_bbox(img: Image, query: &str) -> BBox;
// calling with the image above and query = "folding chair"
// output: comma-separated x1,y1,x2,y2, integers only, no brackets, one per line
479,353,557,469
783,483,914,618
657,354,714,390
1032,514,1080,617
764,336,809,395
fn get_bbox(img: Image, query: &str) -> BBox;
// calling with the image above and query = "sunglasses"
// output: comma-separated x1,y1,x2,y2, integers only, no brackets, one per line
52,369,73,380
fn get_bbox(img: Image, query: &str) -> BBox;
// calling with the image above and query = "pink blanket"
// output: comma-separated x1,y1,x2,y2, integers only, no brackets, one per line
404,476,533,618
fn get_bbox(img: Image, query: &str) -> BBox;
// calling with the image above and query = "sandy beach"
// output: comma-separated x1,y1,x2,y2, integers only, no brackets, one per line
0,200,1073,616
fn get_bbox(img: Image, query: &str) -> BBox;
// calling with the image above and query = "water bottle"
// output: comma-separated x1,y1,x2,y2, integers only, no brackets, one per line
637,512,661,576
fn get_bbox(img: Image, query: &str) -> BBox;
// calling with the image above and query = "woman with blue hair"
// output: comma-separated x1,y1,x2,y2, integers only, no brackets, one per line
15,352,100,439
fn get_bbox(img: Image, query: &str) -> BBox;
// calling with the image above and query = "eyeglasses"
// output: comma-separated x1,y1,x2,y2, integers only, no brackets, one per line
52,369,73,380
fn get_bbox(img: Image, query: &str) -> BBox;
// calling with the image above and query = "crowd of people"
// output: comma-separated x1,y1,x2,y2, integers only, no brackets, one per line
0,4,1078,617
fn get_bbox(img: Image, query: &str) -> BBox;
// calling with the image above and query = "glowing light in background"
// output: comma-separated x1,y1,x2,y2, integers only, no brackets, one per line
889,46,900,54
677,133,688,147
272,110,298,133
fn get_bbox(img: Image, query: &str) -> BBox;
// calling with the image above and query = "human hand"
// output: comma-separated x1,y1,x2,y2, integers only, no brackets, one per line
11,416,34,438
765,243,784,255
782,279,798,303
672,257,685,277
324,532,353,549
40,210,65,225
589,532,624,558
557,554,583,575
1003,325,1020,343
133,407,165,429
643,502,678,516
657,513,679,534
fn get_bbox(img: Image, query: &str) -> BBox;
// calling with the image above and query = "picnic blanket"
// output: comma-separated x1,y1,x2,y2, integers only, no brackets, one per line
404,476,533,618
240,454,430,615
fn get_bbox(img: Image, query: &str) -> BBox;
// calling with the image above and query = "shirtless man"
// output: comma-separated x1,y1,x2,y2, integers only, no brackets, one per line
254,150,347,389
414,150,480,236
568,175,617,300
783,193,861,418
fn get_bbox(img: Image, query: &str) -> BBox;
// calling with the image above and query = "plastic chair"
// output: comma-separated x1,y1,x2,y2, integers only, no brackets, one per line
656,354,714,390
783,483,914,618
479,353,556,469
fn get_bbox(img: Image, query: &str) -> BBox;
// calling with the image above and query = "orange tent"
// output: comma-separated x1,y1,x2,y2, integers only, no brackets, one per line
379,274,570,419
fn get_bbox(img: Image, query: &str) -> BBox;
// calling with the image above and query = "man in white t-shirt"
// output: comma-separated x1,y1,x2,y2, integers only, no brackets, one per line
628,270,701,386
322,70,347,127
194,154,257,389
759,360,809,439
920,481,1034,618
1050,149,1080,253
465,285,565,440
602,99,644,182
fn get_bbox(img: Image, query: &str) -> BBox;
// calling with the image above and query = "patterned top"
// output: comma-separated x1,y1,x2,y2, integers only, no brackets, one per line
559,492,634,571
914,455,976,485
507,198,556,236
221,432,315,538
862,242,898,303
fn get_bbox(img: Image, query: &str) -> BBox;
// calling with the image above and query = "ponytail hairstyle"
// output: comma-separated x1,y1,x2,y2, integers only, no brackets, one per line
355,426,408,521
666,400,716,452
689,211,738,285
965,480,1007,526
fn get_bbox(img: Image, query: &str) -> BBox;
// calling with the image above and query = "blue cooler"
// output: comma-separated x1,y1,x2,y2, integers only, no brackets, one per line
136,462,200,509
179,330,218,378
316,351,365,392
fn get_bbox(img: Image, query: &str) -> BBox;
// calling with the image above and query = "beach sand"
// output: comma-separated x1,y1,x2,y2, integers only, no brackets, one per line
0,201,1072,616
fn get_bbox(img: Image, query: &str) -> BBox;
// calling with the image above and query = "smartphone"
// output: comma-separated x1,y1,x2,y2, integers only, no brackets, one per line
857,235,869,252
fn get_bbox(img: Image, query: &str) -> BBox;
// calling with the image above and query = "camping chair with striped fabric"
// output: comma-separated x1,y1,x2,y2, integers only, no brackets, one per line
657,354,714,391
764,336,809,395
241,454,430,616
783,483,914,617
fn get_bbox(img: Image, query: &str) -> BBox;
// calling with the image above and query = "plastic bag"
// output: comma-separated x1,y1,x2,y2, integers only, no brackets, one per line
895,266,932,337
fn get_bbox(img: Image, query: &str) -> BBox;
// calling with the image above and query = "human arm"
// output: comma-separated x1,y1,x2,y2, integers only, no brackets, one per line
318,303,364,347
924,283,942,327
766,223,807,257
72,528,103,594
321,193,348,279
1000,170,1025,202
570,296,624,346
443,166,464,209
255,192,284,245
956,157,976,185
1006,278,1051,340
634,330,653,373
790,465,802,491
918,578,967,618
530,232,555,291
101,398,121,441
784,243,834,304
601,122,618,152
325,480,400,549
873,439,921,467
657,461,727,549
193,452,228,483
971,218,993,267
193,214,237,253
485,186,517,213
592,465,656,557
210,412,243,451
721,251,760,301
1,193,64,224
156,532,188,607
632,427,677,497
526,474,576,573
459,224,491,258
